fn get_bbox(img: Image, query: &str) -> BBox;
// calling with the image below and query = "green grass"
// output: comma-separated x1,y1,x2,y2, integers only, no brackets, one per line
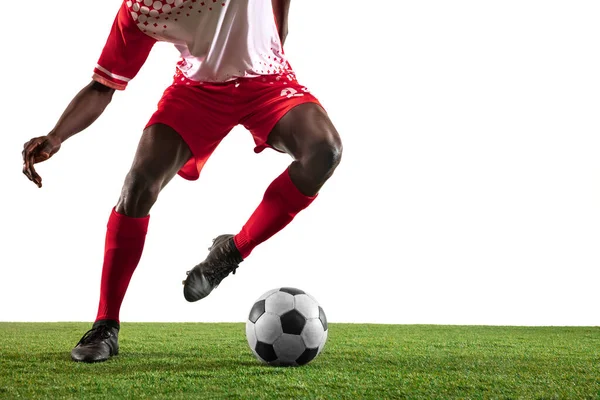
0,323,598,399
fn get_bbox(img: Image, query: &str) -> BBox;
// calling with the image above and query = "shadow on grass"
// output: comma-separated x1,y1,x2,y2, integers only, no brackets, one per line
30,350,285,375
36,352,73,362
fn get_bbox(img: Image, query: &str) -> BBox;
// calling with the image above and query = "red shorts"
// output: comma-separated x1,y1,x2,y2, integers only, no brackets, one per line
145,72,322,181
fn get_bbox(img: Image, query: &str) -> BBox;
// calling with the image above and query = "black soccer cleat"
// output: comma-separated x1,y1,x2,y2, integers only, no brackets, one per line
183,234,243,302
71,324,119,363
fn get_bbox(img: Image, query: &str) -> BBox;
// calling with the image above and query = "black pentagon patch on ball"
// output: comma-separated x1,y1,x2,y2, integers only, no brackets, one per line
280,309,306,335
319,306,328,330
248,300,266,323
255,341,277,362
296,348,319,366
279,287,305,296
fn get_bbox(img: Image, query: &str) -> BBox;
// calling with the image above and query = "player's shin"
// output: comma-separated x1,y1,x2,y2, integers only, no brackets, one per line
95,207,149,325
233,168,316,259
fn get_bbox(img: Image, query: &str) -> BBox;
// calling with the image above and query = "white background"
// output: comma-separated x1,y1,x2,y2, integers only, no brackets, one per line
1,0,599,326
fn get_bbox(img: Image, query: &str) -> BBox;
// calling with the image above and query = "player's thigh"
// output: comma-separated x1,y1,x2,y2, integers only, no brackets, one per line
127,123,192,188
266,102,342,161
240,75,338,156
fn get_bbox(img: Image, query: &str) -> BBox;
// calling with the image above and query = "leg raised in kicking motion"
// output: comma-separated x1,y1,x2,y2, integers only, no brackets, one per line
72,124,191,362
235,102,343,255
183,103,342,302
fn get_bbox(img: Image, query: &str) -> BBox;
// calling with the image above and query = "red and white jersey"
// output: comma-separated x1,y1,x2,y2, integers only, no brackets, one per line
93,0,291,90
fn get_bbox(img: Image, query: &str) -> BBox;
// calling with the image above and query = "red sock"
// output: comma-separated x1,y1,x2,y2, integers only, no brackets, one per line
95,208,149,324
234,168,316,259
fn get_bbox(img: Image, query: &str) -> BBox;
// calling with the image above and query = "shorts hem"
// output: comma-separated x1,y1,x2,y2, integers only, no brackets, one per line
252,97,323,154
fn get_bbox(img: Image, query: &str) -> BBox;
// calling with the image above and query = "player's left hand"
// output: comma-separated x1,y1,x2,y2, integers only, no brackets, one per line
22,135,62,188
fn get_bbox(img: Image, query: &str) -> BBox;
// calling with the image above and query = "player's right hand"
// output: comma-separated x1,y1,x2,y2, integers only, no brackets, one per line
22,135,61,188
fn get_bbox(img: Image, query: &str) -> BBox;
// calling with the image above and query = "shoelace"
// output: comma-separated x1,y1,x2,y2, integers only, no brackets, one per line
205,259,239,285
77,325,113,346
204,239,243,285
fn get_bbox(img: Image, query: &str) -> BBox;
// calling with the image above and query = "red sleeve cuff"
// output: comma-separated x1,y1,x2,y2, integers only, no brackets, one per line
92,65,130,90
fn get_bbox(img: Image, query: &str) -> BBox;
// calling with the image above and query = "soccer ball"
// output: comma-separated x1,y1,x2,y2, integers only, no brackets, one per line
245,287,328,366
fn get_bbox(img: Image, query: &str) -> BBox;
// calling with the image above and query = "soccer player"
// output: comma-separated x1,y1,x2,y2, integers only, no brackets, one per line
21,0,342,363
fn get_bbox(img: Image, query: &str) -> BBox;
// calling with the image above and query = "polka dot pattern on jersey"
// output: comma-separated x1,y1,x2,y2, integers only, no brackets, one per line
172,66,298,87
128,0,228,28
117,0,292,83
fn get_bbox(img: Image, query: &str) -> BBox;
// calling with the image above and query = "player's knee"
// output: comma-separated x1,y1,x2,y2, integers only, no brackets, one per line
326,138,343,172
304,137,343,180
117,170,163,217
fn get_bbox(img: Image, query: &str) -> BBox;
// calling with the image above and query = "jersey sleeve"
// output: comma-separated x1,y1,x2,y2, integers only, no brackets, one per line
92,1,157,90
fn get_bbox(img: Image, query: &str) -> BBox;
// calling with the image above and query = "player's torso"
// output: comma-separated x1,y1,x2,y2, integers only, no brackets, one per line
126,0,290,82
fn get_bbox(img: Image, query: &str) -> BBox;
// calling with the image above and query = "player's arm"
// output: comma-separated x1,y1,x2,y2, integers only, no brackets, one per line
22,1,156,188
50,80,115,144
21,81,115,187
272,0,291,45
